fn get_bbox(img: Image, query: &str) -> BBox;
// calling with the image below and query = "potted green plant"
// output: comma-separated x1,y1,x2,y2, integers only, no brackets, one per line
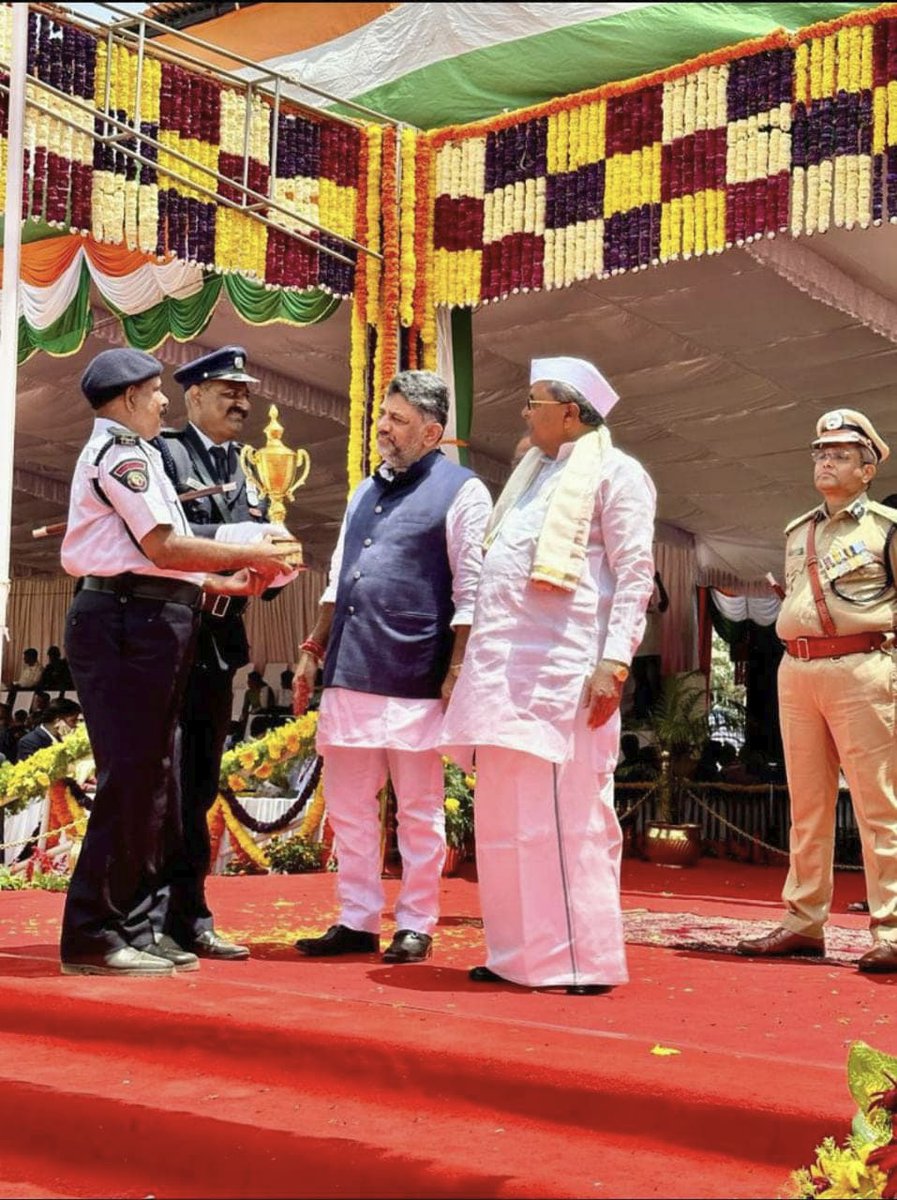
265,834,323,874
443,759,475,876
643,671,708,867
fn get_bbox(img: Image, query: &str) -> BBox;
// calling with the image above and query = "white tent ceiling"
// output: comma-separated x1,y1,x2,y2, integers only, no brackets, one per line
11,222,897,583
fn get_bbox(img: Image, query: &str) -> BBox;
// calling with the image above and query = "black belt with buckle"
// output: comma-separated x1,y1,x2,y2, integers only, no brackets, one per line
200,594,248,620
80,573,202,610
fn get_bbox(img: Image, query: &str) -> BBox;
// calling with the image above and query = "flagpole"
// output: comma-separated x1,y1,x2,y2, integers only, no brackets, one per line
0,3,28,685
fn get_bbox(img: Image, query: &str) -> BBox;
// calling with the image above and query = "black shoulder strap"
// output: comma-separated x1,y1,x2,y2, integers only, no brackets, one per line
90,437,118,508
884,522,897,592
91,436,149,557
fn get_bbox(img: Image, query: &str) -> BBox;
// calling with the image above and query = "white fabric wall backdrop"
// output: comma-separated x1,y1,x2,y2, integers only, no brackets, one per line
1,568,327,687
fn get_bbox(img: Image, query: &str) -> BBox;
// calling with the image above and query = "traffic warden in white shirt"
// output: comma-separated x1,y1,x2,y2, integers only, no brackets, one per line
59,348,300,977
292,370,492,964
442,357,656,995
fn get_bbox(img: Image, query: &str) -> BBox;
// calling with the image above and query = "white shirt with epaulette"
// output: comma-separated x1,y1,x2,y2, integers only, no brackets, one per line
61,417,204,584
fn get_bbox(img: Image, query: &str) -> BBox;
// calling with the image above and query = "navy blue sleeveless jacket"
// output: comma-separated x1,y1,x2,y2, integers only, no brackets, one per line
324,450,474,699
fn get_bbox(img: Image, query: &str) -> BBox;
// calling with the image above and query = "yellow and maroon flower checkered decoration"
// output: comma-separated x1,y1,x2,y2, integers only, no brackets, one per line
428,37,800,305
423,6,897,309
0,5,364,296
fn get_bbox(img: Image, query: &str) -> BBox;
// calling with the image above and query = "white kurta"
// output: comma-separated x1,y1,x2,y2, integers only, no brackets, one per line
441,440,656,986
316,471,492,936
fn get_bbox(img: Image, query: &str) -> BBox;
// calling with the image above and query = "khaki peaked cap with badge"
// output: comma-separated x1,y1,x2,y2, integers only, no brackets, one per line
776,408,896,645
811,407,890,462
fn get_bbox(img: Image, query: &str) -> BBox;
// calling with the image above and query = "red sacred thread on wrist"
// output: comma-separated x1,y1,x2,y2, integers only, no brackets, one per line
300,638,325,661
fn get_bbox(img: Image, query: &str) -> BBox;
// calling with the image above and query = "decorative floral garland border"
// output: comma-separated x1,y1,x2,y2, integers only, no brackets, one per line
420,3,897,311
0,6,366,296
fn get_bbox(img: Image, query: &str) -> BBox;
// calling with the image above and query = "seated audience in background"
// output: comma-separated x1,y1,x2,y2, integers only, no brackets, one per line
244,670,276,719
248,714,277,739
39,645,74,692
275,669,295,714
16,699,82,761
224,720,245,751
692,739,723,783
14,648,42,690
618,734,642,782
0,704,17,764
720,745,765,786
29,691,51,719
616,735,662,782
632,571,669,720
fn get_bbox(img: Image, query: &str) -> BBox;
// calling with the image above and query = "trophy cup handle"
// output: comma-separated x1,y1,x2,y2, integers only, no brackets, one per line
287,448,311,498
240,444,257,481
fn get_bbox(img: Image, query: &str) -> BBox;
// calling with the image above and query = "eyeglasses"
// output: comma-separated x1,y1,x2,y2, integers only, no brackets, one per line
525,397,566,411
810,449,859,464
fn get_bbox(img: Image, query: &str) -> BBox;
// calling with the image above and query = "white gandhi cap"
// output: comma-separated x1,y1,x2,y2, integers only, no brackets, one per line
529,357,619,418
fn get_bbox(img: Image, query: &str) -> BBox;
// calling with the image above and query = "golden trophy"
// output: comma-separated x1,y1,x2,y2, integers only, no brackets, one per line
240,405,311,554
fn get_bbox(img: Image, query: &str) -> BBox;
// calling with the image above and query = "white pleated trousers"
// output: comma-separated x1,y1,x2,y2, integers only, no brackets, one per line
321,746,446,936
473,707,629,988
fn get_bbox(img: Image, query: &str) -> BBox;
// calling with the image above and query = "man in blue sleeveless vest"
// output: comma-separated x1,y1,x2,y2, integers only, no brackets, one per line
293,370,492,964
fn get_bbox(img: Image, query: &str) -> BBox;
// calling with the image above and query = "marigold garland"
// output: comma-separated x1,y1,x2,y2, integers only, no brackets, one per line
420,3,897,309
375,123,401,404
10,7,365,289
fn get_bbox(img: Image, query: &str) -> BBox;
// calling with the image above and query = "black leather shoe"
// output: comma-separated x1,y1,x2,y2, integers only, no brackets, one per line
565,984,614,996
192,931,250,960
468,965,507,983
383,930,432,963
144,934,199,971
295,924,379,957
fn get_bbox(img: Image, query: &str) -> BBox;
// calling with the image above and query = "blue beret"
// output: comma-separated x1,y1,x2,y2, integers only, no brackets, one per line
173,345,258,390
80,348,163,405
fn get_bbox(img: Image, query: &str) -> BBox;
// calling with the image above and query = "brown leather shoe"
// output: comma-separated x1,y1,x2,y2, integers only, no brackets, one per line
857,942,897,973
736,927,825,958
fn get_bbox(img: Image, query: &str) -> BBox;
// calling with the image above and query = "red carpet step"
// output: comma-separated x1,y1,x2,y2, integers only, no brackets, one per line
0,861,888,1199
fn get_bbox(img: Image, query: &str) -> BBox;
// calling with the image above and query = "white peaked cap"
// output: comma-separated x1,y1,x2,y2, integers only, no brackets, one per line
529,357,619,417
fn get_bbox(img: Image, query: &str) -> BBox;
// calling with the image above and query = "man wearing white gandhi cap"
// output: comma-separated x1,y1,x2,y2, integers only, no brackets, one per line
441,356,656,994
738,407,897,972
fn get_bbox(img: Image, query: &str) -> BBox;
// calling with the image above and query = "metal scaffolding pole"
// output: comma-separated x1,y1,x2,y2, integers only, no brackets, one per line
0,4,29,684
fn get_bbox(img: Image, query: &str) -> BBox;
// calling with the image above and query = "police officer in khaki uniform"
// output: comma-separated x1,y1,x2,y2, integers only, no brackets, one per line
59,348,300,978
738,409,897,973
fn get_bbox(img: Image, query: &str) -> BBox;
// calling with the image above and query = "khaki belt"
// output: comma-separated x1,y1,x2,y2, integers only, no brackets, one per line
81,573,202,610
783,631,887,660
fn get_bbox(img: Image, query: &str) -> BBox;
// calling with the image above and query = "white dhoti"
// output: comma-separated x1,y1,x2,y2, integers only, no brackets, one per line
322,745,446,936
473,707,628,988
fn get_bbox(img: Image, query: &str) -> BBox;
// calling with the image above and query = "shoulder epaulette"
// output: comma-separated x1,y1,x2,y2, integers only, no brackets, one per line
160,428,184,440
866,499,897,523
108,426,139,447
784,507,820,536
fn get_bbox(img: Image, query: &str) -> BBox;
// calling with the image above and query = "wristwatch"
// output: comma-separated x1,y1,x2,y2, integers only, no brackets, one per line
609,662,629,683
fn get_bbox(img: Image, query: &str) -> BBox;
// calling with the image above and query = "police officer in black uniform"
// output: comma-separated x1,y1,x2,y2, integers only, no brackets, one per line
60,348,300,977
152,346,290,961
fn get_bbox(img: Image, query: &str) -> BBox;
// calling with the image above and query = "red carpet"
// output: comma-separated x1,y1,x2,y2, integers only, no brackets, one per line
0,858,890,1199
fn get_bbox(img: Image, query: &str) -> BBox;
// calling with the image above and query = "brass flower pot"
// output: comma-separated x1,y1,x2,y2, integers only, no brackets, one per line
643,821,702,868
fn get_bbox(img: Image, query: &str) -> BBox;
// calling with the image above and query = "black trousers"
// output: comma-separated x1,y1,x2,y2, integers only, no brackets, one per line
156,625,237,944
60,589,198,959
